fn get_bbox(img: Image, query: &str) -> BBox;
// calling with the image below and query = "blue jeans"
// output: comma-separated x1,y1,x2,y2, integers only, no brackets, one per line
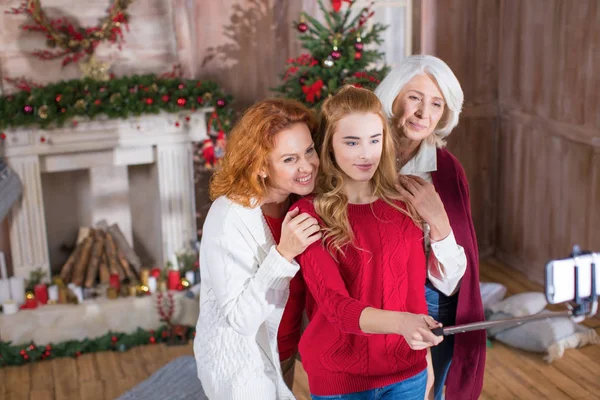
311,369,427,400
425,282,458,400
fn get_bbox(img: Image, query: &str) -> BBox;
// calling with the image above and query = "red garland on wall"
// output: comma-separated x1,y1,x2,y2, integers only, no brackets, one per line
4,0,132,66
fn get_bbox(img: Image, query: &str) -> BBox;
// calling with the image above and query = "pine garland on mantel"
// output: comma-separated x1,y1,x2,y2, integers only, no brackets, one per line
0,325,195,367
0,74,234,133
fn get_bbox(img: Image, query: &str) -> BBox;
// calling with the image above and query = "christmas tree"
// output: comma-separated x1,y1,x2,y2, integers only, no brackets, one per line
272,0,388,108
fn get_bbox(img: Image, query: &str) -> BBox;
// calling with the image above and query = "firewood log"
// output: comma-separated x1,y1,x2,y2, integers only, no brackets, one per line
70,230,95,286
99,254,110,284
84,230,106,288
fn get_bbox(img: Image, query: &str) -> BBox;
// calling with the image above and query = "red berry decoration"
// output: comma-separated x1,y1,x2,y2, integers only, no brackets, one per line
185,116,191,122
0,133,6,140
354,42,364,51
355,52,362,60
73,121,78,127
175,122,180,127
23,354,29,361
20,349,26,356
111,336,118,343
40,136,46,143
297,22,308,32
177,98,186,107
161,95,170,102
145,98,154,105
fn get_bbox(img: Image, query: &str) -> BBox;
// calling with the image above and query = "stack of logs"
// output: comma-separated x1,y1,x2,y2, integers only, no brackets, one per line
59,222,142,288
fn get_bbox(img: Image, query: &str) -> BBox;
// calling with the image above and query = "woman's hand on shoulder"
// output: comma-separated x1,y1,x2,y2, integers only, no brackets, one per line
397,175,451,240
276,207,322,262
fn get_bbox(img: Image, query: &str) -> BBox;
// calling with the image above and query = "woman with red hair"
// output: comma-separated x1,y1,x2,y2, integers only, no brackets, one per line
193,98,321,400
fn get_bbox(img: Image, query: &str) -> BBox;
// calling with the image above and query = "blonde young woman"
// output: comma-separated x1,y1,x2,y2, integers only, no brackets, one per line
280,86,443,400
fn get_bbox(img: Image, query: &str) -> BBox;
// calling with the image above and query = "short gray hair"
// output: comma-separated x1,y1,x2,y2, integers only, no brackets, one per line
374,55,464,147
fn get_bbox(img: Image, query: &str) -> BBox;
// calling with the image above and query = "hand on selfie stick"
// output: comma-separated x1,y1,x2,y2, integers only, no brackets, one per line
397,175,451,240
277,208,322,262
396,313,443,350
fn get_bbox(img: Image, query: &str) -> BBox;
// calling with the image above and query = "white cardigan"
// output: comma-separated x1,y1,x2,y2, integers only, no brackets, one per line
193,196,298,400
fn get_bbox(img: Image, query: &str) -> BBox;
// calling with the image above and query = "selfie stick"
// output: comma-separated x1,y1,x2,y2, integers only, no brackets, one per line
432,247,598,336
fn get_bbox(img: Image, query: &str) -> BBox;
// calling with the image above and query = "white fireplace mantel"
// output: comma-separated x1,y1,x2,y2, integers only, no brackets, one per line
3,108,212,279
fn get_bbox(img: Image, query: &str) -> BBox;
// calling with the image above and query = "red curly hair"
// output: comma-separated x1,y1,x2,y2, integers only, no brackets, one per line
209,98,317,207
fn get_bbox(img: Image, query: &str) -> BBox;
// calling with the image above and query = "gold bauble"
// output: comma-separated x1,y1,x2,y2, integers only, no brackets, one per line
38,105,49,119
180,278,191,289
203,92,213,100
74,99,87,110
110,93,121,103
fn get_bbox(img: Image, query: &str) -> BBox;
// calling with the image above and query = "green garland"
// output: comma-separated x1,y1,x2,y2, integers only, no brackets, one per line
0,325,195,367
0,74,235,132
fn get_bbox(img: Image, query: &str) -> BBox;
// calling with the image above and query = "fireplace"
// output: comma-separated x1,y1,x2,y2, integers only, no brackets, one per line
2,109,211,278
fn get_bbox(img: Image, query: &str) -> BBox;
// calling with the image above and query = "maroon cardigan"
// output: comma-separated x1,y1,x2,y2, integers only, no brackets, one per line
431,148,486,399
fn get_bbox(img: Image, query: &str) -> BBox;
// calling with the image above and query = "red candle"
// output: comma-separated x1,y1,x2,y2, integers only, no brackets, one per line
34,283,48,305
109,274,120,291
168,270,181,291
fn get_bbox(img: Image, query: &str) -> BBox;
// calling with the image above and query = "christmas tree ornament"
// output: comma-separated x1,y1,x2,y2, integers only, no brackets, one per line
37,105,49,119
297,15,308,32
355,51,362,60
323,55,335,68
331,40,341,60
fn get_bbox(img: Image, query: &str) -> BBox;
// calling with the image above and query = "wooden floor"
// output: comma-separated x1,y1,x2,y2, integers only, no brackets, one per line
1,258,598,400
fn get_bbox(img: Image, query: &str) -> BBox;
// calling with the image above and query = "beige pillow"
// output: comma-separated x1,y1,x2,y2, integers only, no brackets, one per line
488,292,547,317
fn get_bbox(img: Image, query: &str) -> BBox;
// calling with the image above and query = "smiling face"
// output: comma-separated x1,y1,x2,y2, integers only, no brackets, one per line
265,122,319,197
392,73,447,142
331,112,384,183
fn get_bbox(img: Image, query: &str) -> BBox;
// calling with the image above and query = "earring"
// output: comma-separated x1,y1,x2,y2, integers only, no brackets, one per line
260,172,267,178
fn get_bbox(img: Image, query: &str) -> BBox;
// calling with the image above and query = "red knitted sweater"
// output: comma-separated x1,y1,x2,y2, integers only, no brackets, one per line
283,197,428,396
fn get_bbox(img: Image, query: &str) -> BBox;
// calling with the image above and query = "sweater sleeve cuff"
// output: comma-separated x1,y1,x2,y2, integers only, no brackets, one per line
255,246,300,291
340,300,369,334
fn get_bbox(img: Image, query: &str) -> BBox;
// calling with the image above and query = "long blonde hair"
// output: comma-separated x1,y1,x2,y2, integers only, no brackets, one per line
314,85,420,256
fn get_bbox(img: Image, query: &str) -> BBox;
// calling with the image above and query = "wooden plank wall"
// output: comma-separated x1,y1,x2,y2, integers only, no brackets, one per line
418,0,600,283
495,0,600,282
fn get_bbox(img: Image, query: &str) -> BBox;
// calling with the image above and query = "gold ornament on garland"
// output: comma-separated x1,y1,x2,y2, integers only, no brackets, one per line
38,105,48,119
74,99,87,110
79,55,112,81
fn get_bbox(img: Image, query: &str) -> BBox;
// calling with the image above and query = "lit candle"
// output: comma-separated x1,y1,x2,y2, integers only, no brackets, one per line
9,276,25,306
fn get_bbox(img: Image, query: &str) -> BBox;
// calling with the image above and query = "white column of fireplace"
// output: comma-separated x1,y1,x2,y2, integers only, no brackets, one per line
3,108,211,279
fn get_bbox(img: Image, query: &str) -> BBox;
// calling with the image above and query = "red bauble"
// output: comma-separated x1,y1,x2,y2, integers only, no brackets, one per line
111,336,118,343
40,136,46,143
46,345,52,351
20,349,26,356
175,121,181,127
177,98,186,107
94,99,101,105
196,96,203,104
145,98,154,105
55,94,62,102
185,116,191,121
0,133,6,140
29,344,35,351
355,51,362,60
354,42,364,51
23,354,29,361
150,267,161,278
75,351,82,357
216,98,226,108
331,50,342,60
178,83,185,90
161,95,170,102
149,336,156,344
297,22,308,32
